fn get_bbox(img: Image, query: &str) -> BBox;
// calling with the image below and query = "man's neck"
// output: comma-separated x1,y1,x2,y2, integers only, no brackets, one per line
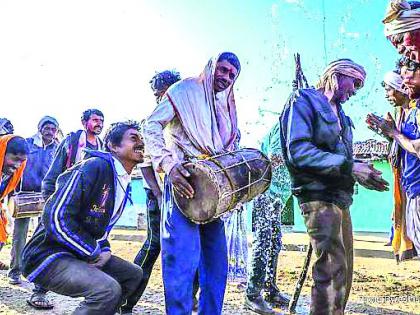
113,155,135,175
86,132,97,145
42,138,53,146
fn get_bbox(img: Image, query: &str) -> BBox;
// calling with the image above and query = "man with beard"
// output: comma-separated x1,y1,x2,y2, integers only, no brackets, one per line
143,52,241,315
383,0,420,63
280,59,389,314
7,116,60,309
21,121,144,315
0,136,28,270
368,58,420,261
42,108,104,198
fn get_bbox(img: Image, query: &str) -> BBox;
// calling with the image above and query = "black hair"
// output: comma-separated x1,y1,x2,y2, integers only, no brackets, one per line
150,70,181,92
81,109,104,122
5,136,29,155
103,120,141,152
217,52,241,72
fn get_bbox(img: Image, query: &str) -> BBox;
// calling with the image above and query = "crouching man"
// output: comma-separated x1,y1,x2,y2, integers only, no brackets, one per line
21,121,144,315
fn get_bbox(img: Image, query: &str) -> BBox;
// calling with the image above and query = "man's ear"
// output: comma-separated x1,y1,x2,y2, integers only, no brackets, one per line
107,141,118,154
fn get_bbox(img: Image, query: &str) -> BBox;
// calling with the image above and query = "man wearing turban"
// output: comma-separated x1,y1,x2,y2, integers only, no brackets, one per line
280,59,389,314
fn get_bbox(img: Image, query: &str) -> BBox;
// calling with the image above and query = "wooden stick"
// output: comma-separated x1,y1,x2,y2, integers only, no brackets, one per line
289,243,313,313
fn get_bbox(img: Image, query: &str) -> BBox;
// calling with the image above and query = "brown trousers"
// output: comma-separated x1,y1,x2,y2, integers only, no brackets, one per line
300,201,353,315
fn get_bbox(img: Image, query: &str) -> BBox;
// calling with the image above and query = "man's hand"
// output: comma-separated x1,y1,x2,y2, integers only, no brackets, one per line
89,251,111,268
352,162,389,192
169,163,194,199
366,112,398,139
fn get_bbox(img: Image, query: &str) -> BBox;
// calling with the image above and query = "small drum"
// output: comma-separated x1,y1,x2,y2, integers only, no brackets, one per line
9,192,45,219
173,148,272,224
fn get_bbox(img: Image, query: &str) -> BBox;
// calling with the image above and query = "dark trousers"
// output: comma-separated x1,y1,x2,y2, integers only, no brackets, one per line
247,193,283,297
130,188,199,309
9,217,46,294
300,201,353,315
35,255,143,315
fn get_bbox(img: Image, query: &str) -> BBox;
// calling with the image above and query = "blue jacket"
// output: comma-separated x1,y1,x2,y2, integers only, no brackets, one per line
42,130,103,199
20,137,58,192
279,88,355,209
22,151,128,282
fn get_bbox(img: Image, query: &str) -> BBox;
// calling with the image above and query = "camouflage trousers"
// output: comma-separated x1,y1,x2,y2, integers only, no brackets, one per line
300,201,353,315
247,193,283,297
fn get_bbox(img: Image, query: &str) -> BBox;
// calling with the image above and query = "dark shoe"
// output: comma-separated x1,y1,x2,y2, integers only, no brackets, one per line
8,274,21,285
120,308,133,315
244,295,275,315
265,291,290,307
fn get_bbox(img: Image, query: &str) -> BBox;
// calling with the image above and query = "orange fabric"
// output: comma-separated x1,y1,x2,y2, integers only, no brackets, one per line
391,166,415,261
0,135,27,243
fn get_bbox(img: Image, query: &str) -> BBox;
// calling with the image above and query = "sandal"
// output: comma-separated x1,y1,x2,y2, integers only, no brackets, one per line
27,292,54,310
0,260,9,270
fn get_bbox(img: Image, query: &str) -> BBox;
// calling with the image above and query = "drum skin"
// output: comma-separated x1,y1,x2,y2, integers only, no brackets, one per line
173,148,272,224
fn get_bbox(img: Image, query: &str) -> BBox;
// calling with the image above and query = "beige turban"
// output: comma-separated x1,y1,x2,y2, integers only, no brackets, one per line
383,0,420,36
316,59,366,94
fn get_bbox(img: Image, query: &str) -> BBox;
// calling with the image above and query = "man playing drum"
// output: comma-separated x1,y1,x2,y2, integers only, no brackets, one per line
8,116,60,310
143,52,241,315
0,136,28,269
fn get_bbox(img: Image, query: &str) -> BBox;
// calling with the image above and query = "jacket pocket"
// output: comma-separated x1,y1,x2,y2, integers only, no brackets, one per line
314,110,340,151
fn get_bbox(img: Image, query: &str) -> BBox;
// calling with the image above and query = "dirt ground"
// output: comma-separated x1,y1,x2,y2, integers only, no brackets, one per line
0,237,419,315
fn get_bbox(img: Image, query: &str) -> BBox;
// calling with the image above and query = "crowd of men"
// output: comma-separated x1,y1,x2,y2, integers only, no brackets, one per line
0,1,420,314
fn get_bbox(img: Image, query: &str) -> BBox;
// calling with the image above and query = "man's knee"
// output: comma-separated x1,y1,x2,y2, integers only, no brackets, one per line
131,264,143,285
96,278,122,306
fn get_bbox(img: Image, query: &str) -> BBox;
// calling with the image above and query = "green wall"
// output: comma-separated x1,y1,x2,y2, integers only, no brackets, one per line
293,161,394,233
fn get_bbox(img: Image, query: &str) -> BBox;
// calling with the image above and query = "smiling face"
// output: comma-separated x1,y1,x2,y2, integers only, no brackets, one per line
2,152,26,176
332,74,363,105
213,60,238,93
109,128,144,171
40,123,58,145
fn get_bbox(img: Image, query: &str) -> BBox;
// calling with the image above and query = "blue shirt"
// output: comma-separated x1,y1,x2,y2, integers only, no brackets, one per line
401,107,420,198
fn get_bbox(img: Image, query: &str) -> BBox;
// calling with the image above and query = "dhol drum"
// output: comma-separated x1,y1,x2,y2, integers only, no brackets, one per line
9,192,45,219
173,148,272,224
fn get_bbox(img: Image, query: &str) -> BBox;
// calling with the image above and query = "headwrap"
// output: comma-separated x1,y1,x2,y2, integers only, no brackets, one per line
165,52,239,155
150,70,181,94
32,116,60,147
0,135,27,243
316,58,366,94
0,118,13,136
384,71,407,94
383,0,420,36
37,115,59,131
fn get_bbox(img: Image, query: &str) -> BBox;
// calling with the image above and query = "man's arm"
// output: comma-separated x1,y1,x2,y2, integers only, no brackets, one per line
143,97,194,199
42,166,101,260
42,137,69,199
367,112,420,159
283,94,352,177
141,166,162,200
143,97,177,175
